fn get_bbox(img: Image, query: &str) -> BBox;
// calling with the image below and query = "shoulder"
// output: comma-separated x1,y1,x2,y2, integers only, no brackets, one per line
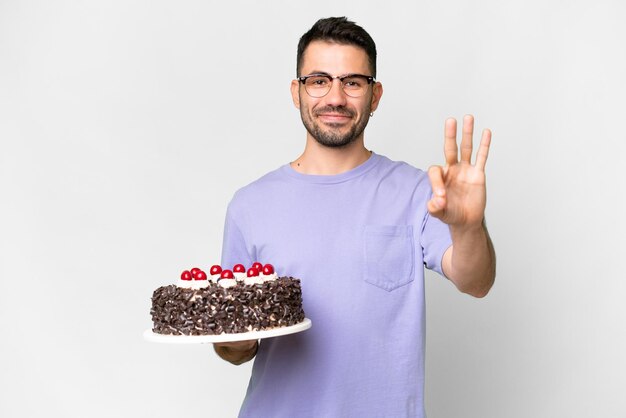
371,153,430,186
369,154,435,213
228,165,288,208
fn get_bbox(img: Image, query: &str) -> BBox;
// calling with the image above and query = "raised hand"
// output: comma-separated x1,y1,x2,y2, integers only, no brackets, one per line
427,115,491,229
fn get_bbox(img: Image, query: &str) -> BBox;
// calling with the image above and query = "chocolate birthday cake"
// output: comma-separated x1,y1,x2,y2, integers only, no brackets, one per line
150,263,305,336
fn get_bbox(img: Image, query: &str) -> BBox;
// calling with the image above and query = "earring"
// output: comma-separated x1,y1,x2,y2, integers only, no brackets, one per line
370,112,374,117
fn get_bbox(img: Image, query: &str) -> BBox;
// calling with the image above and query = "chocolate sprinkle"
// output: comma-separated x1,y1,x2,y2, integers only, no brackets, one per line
150,277,305,336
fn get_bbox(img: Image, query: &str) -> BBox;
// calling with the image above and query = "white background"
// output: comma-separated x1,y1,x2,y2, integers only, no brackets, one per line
1,1,625,417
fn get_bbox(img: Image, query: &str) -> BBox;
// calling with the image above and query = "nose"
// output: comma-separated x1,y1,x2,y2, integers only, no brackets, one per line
323,78,348,107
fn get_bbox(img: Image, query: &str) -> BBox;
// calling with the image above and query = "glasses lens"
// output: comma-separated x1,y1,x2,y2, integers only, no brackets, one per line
304,76,331,98
341,76,370,97
302,75,372,98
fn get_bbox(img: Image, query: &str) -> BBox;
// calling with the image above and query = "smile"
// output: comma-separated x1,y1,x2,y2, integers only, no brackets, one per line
317,114,352,122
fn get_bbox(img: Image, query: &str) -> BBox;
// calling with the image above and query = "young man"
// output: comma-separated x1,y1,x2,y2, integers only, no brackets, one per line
215,17,495,417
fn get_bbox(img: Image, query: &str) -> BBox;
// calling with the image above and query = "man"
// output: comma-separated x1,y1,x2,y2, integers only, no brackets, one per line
214,16,495,417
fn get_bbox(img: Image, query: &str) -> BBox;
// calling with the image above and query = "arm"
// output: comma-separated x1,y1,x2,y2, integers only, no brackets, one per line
442,220,496,297
213,340,259,365
217,203,259,364
428,115,496,298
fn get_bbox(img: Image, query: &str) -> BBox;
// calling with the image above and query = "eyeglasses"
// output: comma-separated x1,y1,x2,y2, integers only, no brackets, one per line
298,73,375,98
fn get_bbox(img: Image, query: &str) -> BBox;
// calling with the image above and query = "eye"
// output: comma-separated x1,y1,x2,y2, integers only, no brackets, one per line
342,76,365,88
306,76,329,87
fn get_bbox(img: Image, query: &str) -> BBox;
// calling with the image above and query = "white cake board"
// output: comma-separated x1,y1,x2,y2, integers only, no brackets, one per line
143,318,312,344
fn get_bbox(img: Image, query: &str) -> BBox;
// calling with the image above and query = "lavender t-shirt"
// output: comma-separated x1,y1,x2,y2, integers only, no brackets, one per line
221,153,452,418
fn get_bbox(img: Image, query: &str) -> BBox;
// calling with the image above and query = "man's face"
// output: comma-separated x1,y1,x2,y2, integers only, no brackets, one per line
291,41,382,148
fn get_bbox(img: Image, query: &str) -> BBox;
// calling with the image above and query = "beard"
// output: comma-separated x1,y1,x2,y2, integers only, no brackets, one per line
300,103,372,148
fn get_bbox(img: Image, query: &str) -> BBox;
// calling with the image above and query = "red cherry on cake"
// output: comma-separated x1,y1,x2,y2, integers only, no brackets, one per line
190,267,202,279
247,267,259,277
210,265,222,276
181,270,192,281
233,264,246,273
262,264,274,275
194,270,207,281
220,269,234,280
252,262,263,272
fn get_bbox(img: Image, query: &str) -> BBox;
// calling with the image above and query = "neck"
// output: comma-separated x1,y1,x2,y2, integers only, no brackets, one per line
291,136,372,175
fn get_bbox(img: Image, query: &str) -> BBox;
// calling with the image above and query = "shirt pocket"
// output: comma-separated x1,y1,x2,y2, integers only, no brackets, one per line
364,225,415,292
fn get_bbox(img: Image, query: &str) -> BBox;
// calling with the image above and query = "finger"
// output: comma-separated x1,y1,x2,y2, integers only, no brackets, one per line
444,118,458,166
460,114,474,163
475,128,492,171
427,165,446,214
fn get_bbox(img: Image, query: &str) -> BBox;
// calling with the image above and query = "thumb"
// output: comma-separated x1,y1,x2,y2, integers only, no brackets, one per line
427,165,446,216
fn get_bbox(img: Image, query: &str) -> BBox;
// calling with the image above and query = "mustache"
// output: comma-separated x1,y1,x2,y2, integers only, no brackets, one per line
313,106,355,117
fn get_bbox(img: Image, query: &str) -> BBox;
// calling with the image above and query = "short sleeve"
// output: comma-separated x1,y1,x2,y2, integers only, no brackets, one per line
220,203,254,268
420,211,452,277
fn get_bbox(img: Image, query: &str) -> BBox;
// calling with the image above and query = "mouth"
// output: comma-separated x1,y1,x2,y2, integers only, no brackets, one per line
315,112,353,125
318,113,350,120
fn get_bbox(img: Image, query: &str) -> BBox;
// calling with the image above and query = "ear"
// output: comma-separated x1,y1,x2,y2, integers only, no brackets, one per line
370,81,383,112
290,79,301,109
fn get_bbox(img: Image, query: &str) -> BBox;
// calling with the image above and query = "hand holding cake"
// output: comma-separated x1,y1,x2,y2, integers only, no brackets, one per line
213,339,259,366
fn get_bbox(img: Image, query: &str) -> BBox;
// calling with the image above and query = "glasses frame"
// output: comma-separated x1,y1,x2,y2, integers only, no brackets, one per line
298,73,376,98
